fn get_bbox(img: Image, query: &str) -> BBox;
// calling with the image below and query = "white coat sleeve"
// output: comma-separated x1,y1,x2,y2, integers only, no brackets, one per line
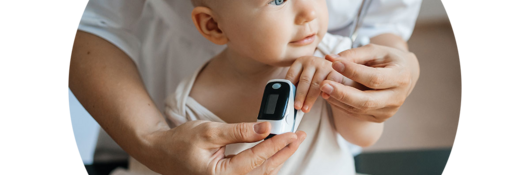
359,0,422,41
78,0,146,61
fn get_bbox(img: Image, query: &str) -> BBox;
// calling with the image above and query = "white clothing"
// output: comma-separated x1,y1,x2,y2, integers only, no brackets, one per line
117,33,357,175
78,0,421,163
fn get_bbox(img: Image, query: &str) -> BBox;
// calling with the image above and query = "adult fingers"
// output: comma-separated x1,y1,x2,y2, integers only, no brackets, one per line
257,131,306,174
325,44,409,89
218,132,299,175
326,71,358,89
325,70,344,84
326,44,391,64
325,96,376,122
294,66,316,110
204,122,271,146
325,97,395,123
331,59,405,89
320,80,393,111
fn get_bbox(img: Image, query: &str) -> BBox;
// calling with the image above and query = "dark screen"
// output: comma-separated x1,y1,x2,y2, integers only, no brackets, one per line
257,82,290,120
265,94,279,114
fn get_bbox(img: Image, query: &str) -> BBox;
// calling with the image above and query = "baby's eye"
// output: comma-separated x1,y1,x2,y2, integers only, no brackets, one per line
268,0,286,6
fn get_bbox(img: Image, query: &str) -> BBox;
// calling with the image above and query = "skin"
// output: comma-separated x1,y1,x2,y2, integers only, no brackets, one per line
191,0,419,147
319,34,420,125
287,34,418,145
191,0,383,153
71,0,419,174
70,31,306,175
189,0,328,124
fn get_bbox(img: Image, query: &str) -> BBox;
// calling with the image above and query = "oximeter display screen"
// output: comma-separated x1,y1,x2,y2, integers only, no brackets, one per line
258,82,290,120
265,94,279,114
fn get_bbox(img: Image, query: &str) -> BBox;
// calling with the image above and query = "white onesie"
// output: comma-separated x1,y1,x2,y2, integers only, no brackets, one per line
115,34,358,175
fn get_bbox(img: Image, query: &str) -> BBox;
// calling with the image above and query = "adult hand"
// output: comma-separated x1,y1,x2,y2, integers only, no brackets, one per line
320,44,420,123
71,31,305,175
145,121,306,175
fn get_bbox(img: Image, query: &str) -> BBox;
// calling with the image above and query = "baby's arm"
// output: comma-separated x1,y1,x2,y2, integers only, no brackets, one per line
327,101,384,147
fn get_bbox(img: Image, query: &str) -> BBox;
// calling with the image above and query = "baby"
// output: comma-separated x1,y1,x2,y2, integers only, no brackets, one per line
128,0,384,174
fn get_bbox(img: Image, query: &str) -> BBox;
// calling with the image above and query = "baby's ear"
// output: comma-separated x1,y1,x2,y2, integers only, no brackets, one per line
191,7,228,45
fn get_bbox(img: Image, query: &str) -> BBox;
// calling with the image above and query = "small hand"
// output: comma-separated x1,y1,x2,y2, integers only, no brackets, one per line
285,56,335,113
320,44,420,123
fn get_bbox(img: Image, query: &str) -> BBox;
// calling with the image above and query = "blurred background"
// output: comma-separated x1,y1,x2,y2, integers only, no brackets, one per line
70,0,460,174
365,0,460,153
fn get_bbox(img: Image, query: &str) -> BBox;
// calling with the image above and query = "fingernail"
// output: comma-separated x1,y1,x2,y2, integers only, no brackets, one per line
322,93,330,99
321,84,334,94
328,54,340,59
332,61,345,72
254,123,268,134
303,105,309,111
295,101,302,109
300,133,307,140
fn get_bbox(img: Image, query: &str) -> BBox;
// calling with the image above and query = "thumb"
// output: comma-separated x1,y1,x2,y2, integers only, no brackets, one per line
212,122,271,146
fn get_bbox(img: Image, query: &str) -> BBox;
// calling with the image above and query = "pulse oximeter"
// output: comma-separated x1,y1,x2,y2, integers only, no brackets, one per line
257,79,303,139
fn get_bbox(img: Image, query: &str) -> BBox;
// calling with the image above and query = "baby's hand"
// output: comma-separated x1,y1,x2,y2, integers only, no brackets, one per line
285,56,343,113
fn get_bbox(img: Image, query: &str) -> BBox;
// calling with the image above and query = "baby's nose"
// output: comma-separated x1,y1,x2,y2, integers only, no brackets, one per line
294,1,317,25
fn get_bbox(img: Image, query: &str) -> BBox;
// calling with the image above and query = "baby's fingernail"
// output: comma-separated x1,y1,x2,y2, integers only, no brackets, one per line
303,105,309,111
294,101,302,109
321,84,334,94
332,61,345,73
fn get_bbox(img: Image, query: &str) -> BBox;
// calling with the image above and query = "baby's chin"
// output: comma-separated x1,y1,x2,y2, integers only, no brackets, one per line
289,46,318,58
274,50,317,67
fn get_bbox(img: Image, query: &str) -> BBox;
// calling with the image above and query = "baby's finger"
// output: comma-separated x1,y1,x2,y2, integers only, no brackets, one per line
326,71,344,83
285,60,303,85
302,68,330,112
294,66,316,110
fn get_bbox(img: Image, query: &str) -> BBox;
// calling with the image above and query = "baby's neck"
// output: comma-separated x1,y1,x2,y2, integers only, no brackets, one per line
208,48,288,86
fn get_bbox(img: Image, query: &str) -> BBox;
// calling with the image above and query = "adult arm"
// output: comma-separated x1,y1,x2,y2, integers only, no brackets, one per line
70,31,305,175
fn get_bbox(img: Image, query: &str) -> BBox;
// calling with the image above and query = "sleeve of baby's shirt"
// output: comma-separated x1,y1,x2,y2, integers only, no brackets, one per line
358,0,422,41
164,92,189,128
77,0,145,61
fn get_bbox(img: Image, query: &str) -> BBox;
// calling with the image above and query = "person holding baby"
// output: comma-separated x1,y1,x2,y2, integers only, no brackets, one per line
70,0,421,174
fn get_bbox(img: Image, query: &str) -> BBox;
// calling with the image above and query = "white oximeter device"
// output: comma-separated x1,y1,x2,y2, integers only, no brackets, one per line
257,79,303,140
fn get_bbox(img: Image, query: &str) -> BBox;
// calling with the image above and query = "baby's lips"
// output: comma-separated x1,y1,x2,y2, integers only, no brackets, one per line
289,33,316,46
290,32,315,42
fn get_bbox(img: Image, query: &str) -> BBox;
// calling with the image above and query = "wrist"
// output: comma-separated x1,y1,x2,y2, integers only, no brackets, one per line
138,120,171,155
128,123,172,174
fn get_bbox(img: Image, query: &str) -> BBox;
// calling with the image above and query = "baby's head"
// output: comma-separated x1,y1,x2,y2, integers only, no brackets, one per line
191,0,328,66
